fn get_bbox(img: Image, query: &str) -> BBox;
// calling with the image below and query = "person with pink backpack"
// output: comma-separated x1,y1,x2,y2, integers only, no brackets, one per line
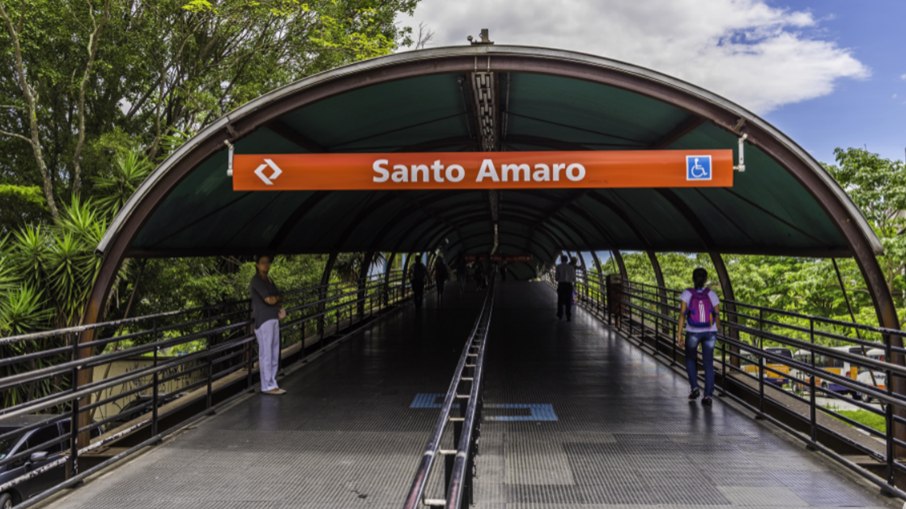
676,267,721,406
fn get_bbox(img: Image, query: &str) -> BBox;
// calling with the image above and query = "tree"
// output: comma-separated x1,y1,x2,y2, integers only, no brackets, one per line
0,0,418,225
825,148,906,312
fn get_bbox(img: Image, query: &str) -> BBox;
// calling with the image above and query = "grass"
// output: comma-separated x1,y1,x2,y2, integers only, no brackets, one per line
836,409,886,433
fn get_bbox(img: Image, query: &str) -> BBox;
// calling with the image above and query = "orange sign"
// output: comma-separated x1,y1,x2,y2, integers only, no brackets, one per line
232,150,733,191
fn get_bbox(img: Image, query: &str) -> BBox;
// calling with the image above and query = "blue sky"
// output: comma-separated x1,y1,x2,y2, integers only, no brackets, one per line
405,0,906,165
764,0,906,164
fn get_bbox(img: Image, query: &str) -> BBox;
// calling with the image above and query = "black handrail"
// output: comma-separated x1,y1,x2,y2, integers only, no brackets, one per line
560,270,906,498
403,285,494,509
0,274,412,508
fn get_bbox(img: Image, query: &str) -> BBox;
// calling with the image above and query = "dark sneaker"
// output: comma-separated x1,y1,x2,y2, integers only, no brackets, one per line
688,388,701,401
701,397,713,406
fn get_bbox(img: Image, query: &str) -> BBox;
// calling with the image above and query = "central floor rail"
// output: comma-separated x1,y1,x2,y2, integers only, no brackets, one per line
403,285,494,509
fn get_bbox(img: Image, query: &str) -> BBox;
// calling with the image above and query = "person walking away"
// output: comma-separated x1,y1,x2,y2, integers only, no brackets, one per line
554,255,576,321
456,257,468,293
435,260,450,304
499,260,508,282
410,257,427,310
250,255,287,395
473,259,486,289
677,267,720,406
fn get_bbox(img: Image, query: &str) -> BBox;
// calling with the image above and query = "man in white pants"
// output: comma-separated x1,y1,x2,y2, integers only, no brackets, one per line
250,255,286,395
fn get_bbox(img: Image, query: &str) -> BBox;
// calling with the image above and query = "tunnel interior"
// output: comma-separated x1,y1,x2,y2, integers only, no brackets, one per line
91,45,894,329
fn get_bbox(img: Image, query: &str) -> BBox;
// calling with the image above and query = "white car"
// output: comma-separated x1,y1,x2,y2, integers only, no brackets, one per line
856,370,887,402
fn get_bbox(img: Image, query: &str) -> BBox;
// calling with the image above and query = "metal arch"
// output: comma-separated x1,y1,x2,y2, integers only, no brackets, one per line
558,203,622,249
383,251,396,305
574,192,668,309
428,221,554,263
357,251,374,318
611,250,628,281
404,208,565,255
317,252,338,337
434,210,570,255
584,191,655,248
647,250,669,315
269,192,329,249
97,45,882,259
445,229,558,263
400,253,412,298
84,44,896,351
420,212,562,262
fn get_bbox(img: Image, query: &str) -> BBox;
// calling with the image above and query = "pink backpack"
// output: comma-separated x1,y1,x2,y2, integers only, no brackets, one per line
686,288,716,328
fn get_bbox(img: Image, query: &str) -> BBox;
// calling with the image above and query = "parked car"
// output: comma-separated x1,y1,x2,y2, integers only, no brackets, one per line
0,415,70,508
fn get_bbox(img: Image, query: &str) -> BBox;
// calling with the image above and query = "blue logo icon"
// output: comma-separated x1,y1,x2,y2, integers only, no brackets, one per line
686,155,712,181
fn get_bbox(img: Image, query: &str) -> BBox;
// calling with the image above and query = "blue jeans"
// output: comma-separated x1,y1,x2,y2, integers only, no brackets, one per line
685,331,716,397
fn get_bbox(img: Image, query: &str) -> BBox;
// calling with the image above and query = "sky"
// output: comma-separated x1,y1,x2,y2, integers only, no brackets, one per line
400,0,906,165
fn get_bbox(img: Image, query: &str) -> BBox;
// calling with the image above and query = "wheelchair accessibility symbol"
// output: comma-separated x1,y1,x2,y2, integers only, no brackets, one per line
686,155,712,181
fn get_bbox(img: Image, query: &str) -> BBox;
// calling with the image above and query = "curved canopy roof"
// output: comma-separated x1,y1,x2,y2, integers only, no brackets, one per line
98,45,881,269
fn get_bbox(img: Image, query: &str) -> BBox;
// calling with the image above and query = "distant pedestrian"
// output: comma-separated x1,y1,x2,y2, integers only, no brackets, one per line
554,254,576,321
456,257,468,292
473,259,486,289
435,259,450,303
499,260,508,282
410,256,427,310
250,255,287,395
677,267,720,406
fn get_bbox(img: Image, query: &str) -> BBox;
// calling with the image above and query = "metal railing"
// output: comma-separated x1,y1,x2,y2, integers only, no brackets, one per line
560,269,906,496
0,272,413,508
403,284,494,509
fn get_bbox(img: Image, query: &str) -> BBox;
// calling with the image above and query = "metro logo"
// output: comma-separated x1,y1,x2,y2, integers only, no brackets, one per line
232,150,733,191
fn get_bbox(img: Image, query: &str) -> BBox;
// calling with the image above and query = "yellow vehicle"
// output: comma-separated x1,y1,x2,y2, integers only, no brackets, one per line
741,347,793,387
792,346,863,397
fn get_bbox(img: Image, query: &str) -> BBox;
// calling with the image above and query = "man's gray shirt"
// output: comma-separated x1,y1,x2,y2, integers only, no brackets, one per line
555,263,576,283
250,275,281,329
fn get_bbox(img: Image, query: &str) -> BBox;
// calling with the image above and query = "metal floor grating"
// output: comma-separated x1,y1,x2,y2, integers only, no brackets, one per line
39,282,899,509
472,282,898,508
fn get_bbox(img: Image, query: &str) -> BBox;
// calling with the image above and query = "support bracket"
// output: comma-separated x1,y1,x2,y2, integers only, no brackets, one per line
734,133,748,173
224,139,234,177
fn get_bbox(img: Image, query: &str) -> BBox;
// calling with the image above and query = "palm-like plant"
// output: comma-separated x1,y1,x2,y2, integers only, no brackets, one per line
92,150,153,216
0,284,52,335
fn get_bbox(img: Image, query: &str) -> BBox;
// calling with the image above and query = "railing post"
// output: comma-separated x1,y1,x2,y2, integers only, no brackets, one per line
151,338,160,439
720,338,727,394
757,308,765,419
885,333,895,489
247,325,255,392
206,347,215,415
67,331,80,480
808,318,818,447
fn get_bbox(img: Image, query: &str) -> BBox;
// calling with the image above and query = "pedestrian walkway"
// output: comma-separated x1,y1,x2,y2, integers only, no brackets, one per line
472,281,896,508
41,291,480,509
39,282,896,509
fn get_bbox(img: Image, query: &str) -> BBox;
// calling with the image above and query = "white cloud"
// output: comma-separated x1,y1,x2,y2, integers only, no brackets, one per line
900,73,906,81
401,0,869,113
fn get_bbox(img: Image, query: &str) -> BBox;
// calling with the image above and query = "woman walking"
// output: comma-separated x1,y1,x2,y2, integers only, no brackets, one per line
676,267,720,406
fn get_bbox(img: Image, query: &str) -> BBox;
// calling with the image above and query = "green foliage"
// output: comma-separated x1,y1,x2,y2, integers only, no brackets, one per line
0,184,47,233
0,0,419,334
825,148,906,319
92,150,154,216
0,197,106,331
0,0,419,196
0,283,52,334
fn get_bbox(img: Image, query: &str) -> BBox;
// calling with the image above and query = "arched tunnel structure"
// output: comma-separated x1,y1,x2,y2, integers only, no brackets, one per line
88,44,898,332
7,43,906,509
